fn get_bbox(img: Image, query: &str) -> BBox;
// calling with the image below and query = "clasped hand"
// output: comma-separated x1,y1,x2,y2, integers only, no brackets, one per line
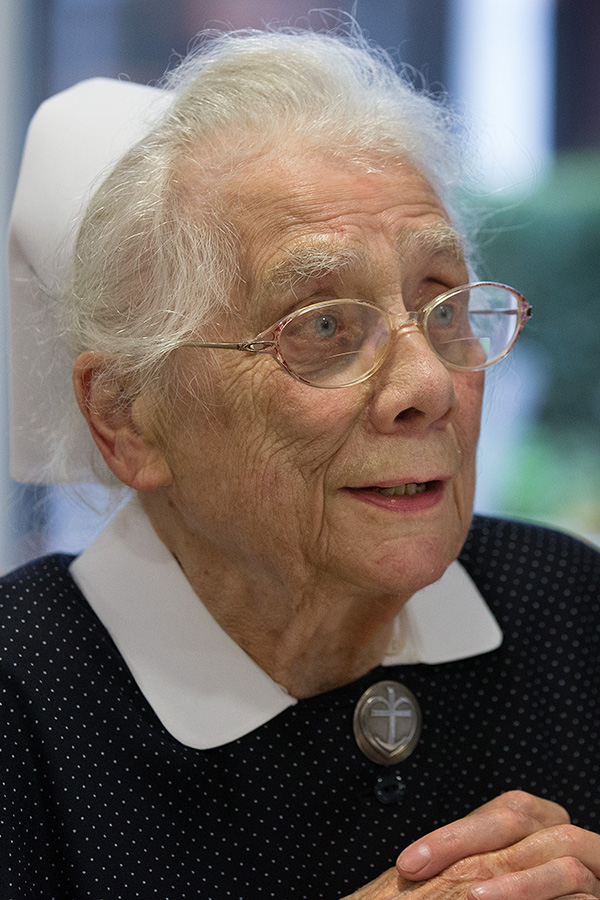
345,791,600,900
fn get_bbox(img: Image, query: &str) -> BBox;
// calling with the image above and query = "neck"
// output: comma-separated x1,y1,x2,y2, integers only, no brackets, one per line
141,493,409,698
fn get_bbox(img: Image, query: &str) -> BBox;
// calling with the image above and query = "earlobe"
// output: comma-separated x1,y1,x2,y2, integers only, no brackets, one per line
73,352,172,491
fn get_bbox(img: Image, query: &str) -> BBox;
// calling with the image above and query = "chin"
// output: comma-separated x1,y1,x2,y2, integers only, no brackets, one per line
361,533,463,597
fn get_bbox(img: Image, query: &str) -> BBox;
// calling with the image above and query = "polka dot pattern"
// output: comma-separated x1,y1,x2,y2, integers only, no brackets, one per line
0,516,599,898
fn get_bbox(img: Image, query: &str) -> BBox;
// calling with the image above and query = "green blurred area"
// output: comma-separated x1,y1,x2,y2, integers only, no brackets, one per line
504,425,600,536
473,153,600,536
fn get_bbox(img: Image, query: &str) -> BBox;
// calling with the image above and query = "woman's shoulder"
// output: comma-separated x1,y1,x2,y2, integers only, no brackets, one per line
0,554,104,667
0,553,78,606
460,514,600,636
462,514,600,573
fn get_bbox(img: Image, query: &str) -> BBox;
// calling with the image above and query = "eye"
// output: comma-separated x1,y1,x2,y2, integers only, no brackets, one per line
313,313,338,339
430,301,455,327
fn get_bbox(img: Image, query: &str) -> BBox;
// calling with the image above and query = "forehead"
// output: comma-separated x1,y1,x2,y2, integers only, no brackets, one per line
261,223,464,297
222,154,463,298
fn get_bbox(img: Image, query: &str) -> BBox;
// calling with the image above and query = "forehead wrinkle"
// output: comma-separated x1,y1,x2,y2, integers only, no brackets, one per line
253,223,465,306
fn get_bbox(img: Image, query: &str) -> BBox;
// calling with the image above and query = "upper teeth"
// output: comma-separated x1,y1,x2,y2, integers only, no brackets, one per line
375,482,427,496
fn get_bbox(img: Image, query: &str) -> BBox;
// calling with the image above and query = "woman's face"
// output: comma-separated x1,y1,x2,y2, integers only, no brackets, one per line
158,155,483,602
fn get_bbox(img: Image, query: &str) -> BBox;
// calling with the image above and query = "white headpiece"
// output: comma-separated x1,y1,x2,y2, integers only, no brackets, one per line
8,77,171,484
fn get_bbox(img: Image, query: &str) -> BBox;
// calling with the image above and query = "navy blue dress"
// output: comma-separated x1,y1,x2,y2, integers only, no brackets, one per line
1,516,599,898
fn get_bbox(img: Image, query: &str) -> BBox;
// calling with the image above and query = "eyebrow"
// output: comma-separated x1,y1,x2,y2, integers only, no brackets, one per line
260,223,466,298
260,240,363,298
396,222,465,262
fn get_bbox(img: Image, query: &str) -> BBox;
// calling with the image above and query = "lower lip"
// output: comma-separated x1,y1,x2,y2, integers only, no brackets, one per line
344,480,446,513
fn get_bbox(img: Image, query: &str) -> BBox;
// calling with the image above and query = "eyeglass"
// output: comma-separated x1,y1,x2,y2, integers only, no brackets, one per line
183,281,531,389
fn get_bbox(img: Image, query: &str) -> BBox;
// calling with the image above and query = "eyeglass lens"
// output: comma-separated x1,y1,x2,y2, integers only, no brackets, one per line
426,284,521,371
278,301,389,386
277,284,523,387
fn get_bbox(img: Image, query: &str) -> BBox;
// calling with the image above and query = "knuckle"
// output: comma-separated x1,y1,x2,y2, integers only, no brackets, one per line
559,855,595,891
435,828,465,856
495,804,531,833
497,789,570,825
549,822,585,848
498,789,540,815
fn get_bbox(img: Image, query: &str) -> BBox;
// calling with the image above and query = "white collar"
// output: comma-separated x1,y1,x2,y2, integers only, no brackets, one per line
69,499,502,749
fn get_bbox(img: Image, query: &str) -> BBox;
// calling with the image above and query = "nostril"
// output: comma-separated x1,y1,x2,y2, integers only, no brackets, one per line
394,406,422,423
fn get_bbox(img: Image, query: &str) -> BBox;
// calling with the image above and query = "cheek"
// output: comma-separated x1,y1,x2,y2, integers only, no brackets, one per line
453,373,483,530
228,358,365,465
172,357,364,513
456,372,484,457
165,367,367,569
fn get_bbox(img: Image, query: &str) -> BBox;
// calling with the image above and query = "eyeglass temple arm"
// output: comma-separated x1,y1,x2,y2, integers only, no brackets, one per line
183,339,276,353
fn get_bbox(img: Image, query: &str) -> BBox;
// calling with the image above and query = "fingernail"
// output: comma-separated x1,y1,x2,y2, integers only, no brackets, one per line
397,842,431,874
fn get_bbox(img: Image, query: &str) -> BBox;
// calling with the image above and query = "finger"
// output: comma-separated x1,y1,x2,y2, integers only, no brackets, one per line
559,895,600,899
471,792,571,829
556,895,600,899
397,792,570,879
491,823,600,881
468,857,600,900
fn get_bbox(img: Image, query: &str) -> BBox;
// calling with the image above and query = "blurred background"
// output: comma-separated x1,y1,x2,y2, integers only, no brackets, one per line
1,0,599,572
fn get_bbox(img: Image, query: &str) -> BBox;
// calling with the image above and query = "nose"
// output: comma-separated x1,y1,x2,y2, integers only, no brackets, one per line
367,325,459,434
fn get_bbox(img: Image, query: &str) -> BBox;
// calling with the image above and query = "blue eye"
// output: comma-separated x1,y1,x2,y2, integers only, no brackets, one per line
313,314,338,338
431,302,455,327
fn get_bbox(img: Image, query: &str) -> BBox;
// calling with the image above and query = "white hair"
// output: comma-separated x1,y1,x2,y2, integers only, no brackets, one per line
67,26,472,478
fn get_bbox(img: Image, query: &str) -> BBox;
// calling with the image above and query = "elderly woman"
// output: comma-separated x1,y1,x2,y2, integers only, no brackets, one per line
3,27,600,900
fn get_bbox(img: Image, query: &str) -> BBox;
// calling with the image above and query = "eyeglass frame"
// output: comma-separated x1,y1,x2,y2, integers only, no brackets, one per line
181,281,532,389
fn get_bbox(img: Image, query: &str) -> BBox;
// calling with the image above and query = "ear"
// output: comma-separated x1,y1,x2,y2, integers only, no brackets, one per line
73,352,172,491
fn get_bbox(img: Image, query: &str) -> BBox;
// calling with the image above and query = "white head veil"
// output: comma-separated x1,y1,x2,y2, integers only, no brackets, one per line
8,77,171,484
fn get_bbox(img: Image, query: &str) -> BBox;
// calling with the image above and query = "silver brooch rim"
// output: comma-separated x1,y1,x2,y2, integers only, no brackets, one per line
353,679,422,766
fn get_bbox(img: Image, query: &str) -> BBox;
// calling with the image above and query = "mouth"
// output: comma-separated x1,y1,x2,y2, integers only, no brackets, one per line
345,479,445,512
369,482,429,497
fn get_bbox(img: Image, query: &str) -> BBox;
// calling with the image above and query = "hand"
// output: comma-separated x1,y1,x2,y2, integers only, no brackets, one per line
395,790,600,899
340,791,600,900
